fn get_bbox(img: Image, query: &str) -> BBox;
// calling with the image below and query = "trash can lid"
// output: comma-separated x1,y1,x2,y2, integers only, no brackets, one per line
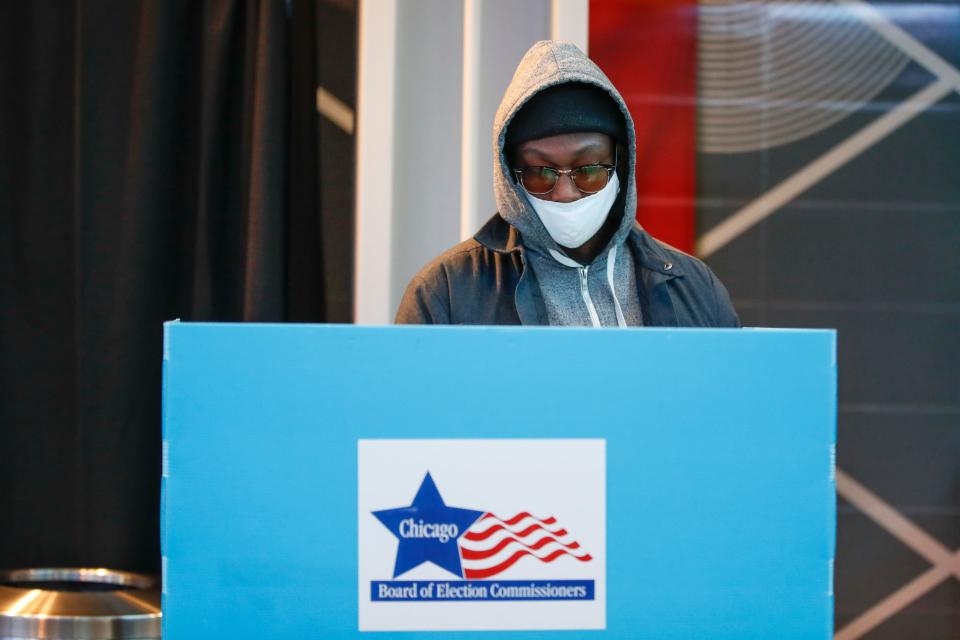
0,568,160,639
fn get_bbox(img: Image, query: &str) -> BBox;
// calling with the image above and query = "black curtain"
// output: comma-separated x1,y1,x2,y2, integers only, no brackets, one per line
0,0,321,572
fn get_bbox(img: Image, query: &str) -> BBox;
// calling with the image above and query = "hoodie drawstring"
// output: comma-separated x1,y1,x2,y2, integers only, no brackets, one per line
548,246,628,328
606,245,628,328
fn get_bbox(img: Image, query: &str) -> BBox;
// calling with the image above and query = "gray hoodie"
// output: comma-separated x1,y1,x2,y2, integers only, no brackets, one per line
493,41,643,327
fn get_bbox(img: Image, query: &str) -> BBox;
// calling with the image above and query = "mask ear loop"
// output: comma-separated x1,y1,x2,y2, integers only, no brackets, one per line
613,145,622,194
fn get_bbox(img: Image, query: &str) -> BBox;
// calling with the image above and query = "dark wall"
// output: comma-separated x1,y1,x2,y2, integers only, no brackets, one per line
697,3,959,638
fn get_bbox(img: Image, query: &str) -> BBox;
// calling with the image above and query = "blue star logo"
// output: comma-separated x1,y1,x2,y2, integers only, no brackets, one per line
372,472,485,578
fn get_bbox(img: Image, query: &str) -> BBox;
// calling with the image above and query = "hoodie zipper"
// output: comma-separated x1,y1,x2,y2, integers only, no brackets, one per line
578,266,602,327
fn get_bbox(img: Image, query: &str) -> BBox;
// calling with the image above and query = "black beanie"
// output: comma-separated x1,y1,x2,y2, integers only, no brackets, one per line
506,82,626,149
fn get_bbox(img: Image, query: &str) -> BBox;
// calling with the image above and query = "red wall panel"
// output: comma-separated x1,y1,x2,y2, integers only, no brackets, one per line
589,0,697,253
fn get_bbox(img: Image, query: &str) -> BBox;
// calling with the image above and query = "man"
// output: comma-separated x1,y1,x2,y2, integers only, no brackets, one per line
396,40,739,328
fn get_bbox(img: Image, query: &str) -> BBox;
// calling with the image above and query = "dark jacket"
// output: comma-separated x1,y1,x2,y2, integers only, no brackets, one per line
395,213,740,327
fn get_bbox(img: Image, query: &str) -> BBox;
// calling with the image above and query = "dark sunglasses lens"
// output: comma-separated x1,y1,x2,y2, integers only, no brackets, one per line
521,167,558,194
573,166,610,193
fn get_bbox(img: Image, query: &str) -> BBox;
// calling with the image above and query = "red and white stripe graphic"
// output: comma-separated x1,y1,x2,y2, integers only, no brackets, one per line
459,512,593,579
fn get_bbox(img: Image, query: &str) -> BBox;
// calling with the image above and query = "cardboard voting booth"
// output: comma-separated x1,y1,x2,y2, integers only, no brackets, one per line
161,323,836,639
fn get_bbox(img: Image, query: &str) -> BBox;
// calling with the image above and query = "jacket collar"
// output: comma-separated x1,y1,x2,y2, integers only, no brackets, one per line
474,213,523,254
475,213,685,280
626,225,685,278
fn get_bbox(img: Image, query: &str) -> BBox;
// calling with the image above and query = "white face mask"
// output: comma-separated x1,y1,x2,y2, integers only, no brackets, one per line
524,172,620,249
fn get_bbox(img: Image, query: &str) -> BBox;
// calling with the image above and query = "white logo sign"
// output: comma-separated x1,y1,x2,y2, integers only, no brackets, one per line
357,439,606,631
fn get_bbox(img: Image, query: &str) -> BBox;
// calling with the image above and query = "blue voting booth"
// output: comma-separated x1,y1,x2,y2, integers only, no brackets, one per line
162,323,836,639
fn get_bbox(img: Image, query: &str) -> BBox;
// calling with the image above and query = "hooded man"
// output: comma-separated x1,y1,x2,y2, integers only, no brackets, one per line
395,40,739,328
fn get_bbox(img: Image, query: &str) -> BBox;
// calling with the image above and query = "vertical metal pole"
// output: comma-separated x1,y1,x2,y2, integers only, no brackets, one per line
354,0,398,324
551,0,589,52
460,0,483,241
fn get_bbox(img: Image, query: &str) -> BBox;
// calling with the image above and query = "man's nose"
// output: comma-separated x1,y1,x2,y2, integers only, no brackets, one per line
550,172,582,203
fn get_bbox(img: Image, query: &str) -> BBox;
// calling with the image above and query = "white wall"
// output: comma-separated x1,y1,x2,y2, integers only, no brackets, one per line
462,0,551,242
391,0,466,311
355,0,588,324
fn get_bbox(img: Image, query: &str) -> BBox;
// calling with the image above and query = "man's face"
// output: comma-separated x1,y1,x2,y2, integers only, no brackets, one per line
511,132,615,203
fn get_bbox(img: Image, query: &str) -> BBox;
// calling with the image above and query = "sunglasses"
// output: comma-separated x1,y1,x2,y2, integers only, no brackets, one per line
512,148,619,196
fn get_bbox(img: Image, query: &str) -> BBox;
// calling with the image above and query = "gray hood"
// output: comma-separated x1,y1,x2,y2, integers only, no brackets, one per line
492,40,638,261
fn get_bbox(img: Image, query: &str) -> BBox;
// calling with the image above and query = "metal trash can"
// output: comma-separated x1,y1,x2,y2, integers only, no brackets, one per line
0,568,160,639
